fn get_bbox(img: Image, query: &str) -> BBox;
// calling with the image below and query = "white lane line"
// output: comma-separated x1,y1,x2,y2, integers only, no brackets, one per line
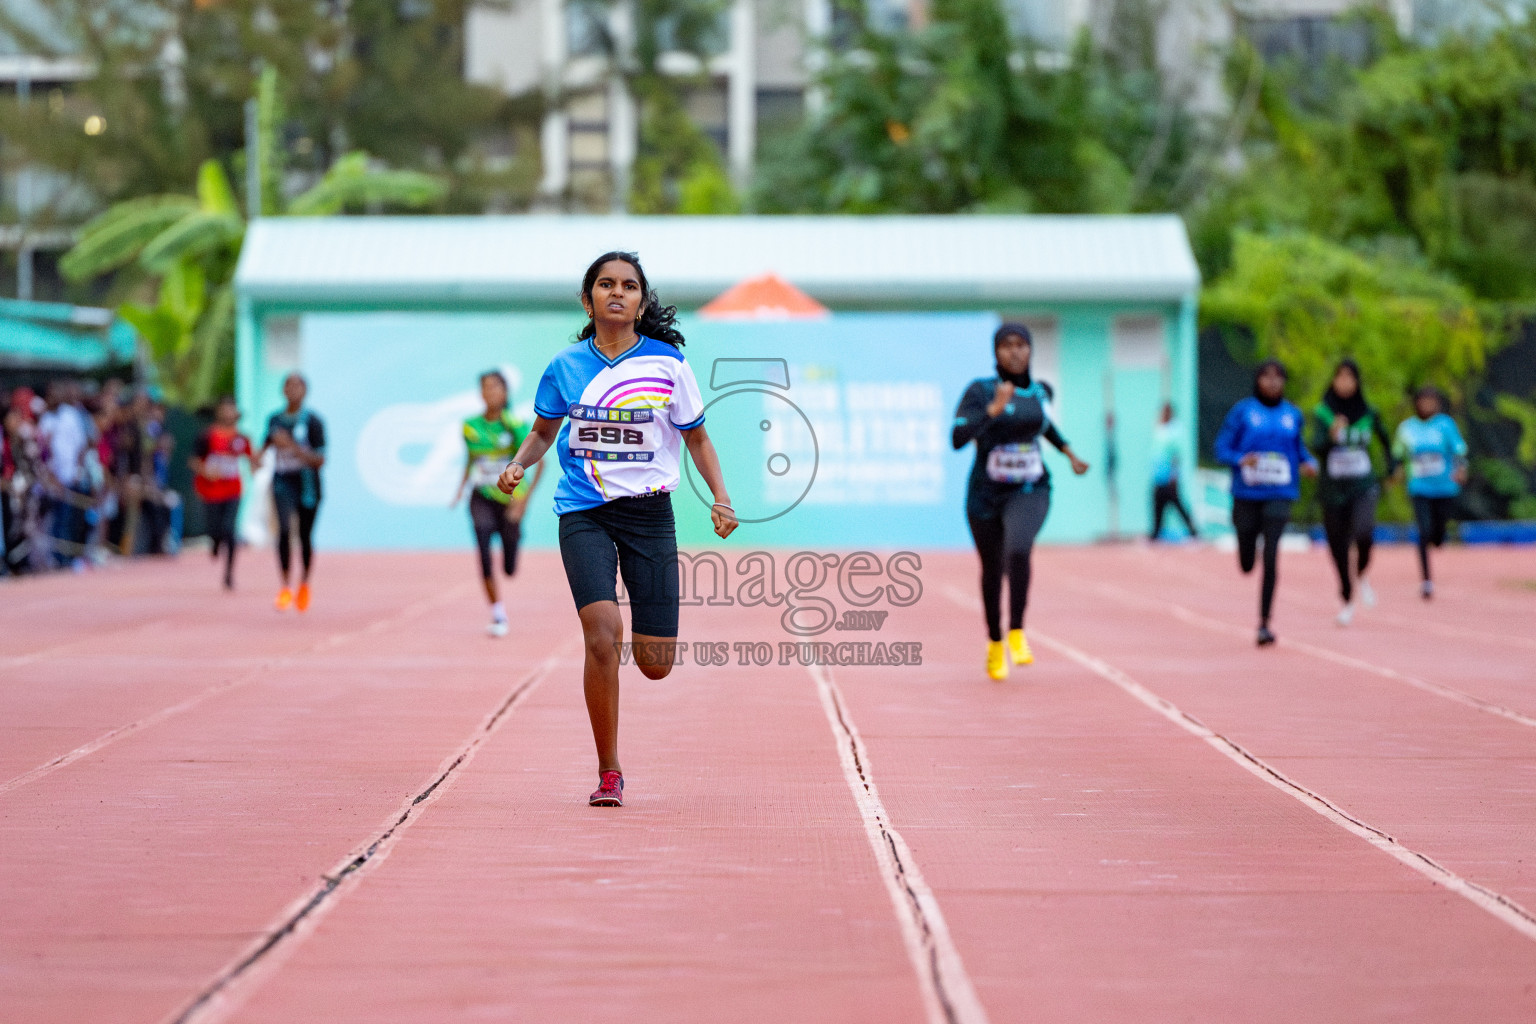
0,583,476,797
941,584,1536,943
1029,628,1536,944
1083,580,1536,732
0,615,177,668
1358,609,1536,653
166,647,570,1024
809,664,990,1024
1133,546,1536,652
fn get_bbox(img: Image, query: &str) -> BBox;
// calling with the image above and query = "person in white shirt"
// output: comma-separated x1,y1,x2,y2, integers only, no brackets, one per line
36,381,97,565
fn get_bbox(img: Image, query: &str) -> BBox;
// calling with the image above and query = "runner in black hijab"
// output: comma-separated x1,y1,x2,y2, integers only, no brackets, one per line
1309,359,1395,625
952,323,1090,680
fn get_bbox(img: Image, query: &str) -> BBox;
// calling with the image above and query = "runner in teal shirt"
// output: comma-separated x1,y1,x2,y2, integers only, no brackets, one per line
1393,386,1468,599
1148,402,1198,541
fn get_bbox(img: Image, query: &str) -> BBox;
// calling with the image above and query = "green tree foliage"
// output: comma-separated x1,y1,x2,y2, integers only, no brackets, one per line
755,0,1197,214
58,69,445,408
1194,10,1536,517
0,0,534,228
1192,11,1536,301
1203,232,1491,416
630,81,741,214
627,0,741,213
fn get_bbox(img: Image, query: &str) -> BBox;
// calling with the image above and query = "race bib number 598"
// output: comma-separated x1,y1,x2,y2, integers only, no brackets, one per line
569,404,656,463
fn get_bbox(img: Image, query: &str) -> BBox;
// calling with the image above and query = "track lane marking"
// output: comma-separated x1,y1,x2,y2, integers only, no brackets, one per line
1345,608,1536,652
1079,579,1536,732
0,583,476,797
942,585,1536,945
0,615,179,668
164,646,571,1024
1129,545,1536,652
809,663,990,1024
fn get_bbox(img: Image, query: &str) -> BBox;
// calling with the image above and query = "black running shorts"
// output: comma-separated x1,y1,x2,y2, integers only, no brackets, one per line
558,491,680,638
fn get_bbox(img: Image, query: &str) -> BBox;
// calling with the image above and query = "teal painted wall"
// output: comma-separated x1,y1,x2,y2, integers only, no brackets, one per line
235,301,1195,549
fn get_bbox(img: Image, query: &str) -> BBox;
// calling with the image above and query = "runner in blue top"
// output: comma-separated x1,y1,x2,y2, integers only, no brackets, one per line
1214,360,1318,646
496,251,738,808
1392,385,1468,599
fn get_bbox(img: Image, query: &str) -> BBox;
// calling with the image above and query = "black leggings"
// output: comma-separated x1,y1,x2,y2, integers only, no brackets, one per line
1412,496,1454,582
1321,488,1378,603
1232,498,1291,627
1150,482,1198,539
968,487,1050,642
470,491,521,580
205,498,240,583
558,492,679,638
272,478,318,582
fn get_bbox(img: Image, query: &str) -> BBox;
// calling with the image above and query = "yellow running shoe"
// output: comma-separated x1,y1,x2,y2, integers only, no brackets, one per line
295,583,311,613
275,587,294,612
986,640,1009,681
1008,629,1034,666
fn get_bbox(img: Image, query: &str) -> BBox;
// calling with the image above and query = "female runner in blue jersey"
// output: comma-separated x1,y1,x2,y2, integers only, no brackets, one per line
1393,385,1468,599
953,323,1090,681
497,252,737,807
1215,360,1318,646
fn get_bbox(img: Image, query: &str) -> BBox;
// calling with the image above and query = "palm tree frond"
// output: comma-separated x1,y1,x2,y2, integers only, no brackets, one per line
188,287,237,408
158,260,207,335
118,303,184,367
138,211,244,275
60,196,200,281
196,160,241,217
288,152,446,215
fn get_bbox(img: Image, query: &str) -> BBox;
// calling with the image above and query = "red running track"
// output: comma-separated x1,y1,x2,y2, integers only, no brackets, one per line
2,541,1534,1023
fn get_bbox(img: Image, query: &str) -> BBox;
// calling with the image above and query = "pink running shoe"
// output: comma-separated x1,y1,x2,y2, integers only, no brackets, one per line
589,770,624,807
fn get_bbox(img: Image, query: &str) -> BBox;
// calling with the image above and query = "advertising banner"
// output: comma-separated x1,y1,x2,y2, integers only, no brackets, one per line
295,310,1088,550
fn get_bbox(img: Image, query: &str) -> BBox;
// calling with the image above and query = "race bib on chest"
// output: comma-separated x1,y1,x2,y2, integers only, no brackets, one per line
569,405,656,463
986,442,1044,484
469,456,502,488
1412,452,1447,479
1240,452,1292,488
206,453,241,480
1326,446,1372,479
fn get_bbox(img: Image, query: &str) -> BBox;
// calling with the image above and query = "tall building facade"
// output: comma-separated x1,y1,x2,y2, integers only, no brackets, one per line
466,0,1510,210
467,0,816,208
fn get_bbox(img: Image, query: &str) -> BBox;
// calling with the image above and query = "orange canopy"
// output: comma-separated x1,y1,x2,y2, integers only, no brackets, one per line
698,273,829,321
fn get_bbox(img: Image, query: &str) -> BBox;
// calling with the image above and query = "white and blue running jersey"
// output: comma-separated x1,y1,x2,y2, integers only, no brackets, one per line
533,336,707,515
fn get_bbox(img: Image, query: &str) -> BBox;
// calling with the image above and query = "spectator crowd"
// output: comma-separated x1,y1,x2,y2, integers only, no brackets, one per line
1,378,180,576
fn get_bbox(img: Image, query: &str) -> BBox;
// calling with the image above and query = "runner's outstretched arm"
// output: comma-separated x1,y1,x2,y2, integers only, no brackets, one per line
682,425,738,540
495,416,562,495
451,446,473,507
1041,423,1091,475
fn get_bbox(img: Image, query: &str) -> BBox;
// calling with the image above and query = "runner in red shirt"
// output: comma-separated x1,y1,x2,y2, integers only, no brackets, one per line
190,396,258,590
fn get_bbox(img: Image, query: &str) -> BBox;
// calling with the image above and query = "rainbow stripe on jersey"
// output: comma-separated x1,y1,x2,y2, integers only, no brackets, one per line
533,336,707,514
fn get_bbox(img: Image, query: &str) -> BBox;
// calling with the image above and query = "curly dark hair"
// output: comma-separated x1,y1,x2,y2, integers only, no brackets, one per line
576,251,685,348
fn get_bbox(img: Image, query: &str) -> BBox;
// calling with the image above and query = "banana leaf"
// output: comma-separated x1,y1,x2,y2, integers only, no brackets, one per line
139,210,244,274
60,195,199,281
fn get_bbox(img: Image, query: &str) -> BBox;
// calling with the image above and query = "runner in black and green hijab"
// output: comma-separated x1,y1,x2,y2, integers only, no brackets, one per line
1309,359,1396,626
452,370,544,637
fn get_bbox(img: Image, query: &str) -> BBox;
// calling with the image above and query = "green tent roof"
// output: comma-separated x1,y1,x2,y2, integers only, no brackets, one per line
0,298,137,370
